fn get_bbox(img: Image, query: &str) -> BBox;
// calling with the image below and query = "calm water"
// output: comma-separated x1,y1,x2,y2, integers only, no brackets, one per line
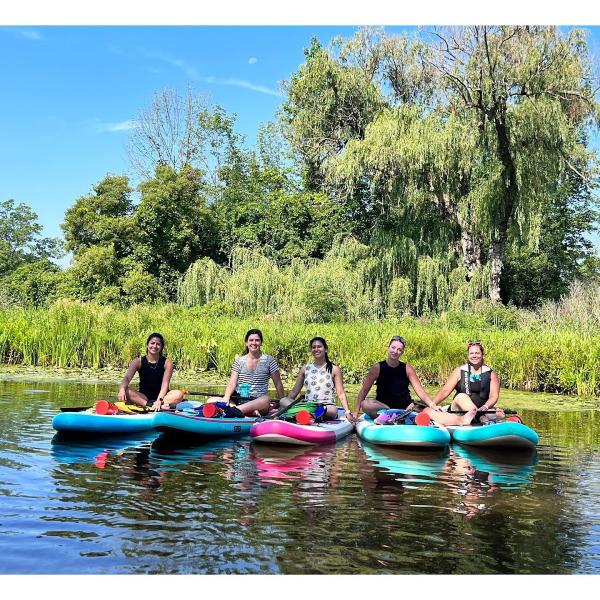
0,378,599,574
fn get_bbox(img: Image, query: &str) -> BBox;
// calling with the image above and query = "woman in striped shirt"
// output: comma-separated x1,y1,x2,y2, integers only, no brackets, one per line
218,329,285,416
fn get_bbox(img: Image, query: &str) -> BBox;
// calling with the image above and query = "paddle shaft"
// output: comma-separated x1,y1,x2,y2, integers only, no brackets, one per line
182,391,225,398
264,394,306,420
412,401,517,415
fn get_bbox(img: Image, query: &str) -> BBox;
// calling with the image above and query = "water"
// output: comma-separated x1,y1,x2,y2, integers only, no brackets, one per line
0,378,599,574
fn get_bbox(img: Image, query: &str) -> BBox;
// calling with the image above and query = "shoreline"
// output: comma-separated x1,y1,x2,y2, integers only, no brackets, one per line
2,365,598,412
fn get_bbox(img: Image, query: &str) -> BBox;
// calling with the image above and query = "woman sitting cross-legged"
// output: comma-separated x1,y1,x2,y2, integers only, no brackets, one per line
278,337,354,422
210,328,285,417
428,341,504,423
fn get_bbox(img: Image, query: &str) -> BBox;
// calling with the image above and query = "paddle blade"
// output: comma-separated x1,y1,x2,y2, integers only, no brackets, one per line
295,410,313,425
415,412,431,426
313,405,326,419
95,400,110,415
202,403,221,418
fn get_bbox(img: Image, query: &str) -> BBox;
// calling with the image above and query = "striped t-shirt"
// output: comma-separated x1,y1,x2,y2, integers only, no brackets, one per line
232,353,279,397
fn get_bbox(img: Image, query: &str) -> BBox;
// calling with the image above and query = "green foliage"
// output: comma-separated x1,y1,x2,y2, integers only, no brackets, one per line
1,299,599,395
134,164,219,297
0,199,62,276
61,175,134,258
0,260,62,308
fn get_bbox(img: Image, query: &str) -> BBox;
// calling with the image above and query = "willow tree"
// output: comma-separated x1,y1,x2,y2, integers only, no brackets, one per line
284,27,599,309
281,37,385,193
422,26,599,301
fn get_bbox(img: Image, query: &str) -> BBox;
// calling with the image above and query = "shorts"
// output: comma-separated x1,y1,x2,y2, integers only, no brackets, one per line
230,394,257,406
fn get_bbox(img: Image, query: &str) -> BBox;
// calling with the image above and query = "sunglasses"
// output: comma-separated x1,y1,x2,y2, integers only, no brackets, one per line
389,336,407,346
467,341,484,351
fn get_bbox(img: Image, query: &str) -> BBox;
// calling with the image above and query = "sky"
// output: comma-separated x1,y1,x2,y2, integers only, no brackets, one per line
1,2,599,256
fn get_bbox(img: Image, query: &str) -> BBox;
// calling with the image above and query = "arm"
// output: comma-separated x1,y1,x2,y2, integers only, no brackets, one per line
431,367,462,406
406,363,435,409
221,370,239,405
117,358,141,402
480,371,500,412
151,358,174,410
354,363,380,414
271,369,286,399
286,367,306,400
332,366,351,413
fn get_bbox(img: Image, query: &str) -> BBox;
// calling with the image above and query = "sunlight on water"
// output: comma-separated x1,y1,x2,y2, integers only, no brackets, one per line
0,378,598,574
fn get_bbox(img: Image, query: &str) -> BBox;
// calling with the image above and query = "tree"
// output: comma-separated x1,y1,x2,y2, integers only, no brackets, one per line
127,87,243,191
422,26,599,300
0,259,62,307
133,164,219,297
0,199,62,276
61,175,135,259
281,37,385,190
282,27,600,310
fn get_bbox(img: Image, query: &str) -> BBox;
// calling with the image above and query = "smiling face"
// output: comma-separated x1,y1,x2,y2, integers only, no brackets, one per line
147,336,163,356
311,339,326,359
387,340,405,361
467,344,483,367
245,333,263,353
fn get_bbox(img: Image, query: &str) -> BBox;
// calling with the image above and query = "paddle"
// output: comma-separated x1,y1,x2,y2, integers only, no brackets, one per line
180,390,225,398
446,408,519,415
255,395,306,422
412,401,518,415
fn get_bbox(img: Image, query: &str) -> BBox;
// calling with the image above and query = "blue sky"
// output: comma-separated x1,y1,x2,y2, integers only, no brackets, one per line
0,21,599,253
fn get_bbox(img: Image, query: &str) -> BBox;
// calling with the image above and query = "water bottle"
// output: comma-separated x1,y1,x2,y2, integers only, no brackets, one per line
239,383,251,398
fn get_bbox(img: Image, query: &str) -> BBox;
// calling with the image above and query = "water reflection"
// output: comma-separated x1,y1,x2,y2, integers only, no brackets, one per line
451,444,538,487
359,441,449,485
250,443,338,485
1,377,599,573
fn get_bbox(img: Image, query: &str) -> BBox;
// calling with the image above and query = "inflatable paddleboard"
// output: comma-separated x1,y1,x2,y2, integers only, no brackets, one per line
355,414,450,448
446,420,539,449
250,408,354,445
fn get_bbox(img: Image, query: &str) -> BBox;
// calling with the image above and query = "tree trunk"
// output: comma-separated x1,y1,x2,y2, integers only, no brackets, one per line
490,113,518,301
456,209,481,280
488,232,505,302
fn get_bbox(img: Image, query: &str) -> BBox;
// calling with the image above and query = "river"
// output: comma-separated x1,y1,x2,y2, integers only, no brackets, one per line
0,377,598,574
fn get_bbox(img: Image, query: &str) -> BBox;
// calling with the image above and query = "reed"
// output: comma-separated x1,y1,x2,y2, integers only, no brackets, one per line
0,300,599,396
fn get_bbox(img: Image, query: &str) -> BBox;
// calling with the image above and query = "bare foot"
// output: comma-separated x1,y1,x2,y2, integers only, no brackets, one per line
460,407,477,425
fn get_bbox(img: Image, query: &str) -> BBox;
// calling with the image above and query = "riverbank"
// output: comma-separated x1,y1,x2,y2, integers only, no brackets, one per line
1,301,600,396
2,365,598,412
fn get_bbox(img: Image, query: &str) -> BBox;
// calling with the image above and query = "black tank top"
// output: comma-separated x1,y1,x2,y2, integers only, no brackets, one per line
454,365,492,407
139,355,166,402
375,360,412,409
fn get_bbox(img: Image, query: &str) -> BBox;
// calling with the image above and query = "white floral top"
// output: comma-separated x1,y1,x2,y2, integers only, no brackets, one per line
304,363,335,404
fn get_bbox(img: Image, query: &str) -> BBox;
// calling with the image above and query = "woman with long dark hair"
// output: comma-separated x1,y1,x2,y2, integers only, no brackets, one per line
279,337,353,421
117,332,184,411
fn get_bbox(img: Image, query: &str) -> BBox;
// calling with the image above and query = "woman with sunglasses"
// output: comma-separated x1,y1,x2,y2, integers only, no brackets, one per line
352,336,437,420
429,342,503,422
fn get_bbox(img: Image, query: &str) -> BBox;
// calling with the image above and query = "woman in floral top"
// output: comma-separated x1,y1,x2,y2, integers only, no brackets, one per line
279,337,354,422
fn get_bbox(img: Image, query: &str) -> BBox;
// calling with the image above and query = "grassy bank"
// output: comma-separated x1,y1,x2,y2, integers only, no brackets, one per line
1,299,599,396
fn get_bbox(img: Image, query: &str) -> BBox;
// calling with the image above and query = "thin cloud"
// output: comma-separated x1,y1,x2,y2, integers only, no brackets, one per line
136,48,280,97
95,120,137,133
200,76,282,97
141,50,198,79
248,57,258,65
1,27,45,41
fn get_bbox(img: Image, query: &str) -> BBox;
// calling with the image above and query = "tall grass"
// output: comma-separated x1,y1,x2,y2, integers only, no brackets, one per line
1,294,599,396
